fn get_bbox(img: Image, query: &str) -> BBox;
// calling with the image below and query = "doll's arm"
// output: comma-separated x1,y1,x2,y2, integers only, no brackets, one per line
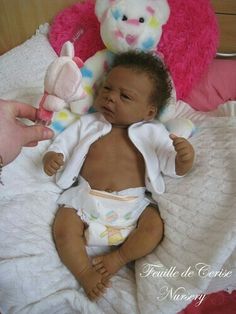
43,118,82,176
156,126,194,177
43,151,64,176
155,124,185,177
170,134,195,175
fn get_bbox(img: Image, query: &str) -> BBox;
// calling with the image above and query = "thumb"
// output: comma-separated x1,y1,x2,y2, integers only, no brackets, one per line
169,133,178,140
21,125,54,146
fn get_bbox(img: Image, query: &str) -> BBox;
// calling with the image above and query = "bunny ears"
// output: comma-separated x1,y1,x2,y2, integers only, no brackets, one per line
60,41,84,68
36,41,85,125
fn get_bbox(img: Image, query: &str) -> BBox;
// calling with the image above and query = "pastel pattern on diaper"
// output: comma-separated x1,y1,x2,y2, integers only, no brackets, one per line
100,226,125,245
105,211,119,223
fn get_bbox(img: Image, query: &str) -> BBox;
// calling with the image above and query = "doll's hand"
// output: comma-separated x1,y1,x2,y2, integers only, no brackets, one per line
170,134,194,175
43,151,64,176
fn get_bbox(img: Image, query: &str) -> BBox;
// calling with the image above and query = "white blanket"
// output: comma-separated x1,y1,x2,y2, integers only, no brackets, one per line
0,28,235,313
0,89,235,314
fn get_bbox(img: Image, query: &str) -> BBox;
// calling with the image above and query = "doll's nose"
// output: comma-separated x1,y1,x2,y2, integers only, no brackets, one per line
106,89,117,102
104,93,116,111
106,93,115,103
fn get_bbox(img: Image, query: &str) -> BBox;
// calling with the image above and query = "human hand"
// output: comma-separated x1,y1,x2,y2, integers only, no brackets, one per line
0,99,54,166
43,151,64,176
170,134,194,175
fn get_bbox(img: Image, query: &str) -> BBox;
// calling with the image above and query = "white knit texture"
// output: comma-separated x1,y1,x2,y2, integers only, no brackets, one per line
0,109,235,314
0,24,56,95
0,29,235,313
136,116,236,314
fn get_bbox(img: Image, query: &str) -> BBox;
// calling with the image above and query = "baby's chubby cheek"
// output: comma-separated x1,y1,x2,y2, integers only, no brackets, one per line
93,97,100,110
93,93,104,109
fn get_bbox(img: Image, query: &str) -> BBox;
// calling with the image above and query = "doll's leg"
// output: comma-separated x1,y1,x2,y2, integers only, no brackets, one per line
92,205,163,278
53,206,110,300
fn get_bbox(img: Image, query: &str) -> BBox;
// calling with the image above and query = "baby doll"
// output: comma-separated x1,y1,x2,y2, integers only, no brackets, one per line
43,51,194,301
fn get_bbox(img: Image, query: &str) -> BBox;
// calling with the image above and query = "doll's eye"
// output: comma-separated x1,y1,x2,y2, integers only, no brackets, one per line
139,17,145,23
121,93,131,100
103,86,111,91
122,15,128,21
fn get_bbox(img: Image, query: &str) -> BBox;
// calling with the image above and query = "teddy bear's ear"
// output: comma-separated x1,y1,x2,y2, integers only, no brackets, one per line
95,0,118,22
60,41,75,58
149,0,170,25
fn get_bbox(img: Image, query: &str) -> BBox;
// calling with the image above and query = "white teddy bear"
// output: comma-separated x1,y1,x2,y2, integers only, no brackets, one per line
70,0,171,115
38,0,194,138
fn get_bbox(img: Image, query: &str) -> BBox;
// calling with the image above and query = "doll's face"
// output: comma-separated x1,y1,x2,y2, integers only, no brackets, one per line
95,0,170,53
94,66,156,126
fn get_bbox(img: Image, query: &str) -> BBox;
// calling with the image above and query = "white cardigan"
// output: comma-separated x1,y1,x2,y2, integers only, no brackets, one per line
47,113,180,201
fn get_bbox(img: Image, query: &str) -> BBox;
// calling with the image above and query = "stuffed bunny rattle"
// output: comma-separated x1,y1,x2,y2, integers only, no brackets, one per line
36,41,86,125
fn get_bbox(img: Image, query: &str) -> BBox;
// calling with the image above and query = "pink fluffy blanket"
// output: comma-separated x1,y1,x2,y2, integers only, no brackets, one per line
49,0,218,100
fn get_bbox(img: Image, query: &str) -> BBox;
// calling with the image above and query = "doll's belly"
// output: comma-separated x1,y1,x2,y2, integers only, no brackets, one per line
80,161,145,192
80,139,146,192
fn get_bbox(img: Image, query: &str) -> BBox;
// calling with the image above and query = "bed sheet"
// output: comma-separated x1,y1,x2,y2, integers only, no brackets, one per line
0,95,235,314
0,26,236,314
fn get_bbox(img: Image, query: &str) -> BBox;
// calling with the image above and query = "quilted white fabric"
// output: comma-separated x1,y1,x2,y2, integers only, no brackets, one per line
136,116,236,313
0,24,56,96
0,98,235,314
0,26,235,314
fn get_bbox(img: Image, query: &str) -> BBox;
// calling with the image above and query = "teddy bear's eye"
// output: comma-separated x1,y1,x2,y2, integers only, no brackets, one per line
139,17,145,23
122,15,128,21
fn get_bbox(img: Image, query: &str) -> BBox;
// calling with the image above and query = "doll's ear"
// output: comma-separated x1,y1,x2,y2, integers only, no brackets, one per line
145,105,157,120
95,0,118,22
60,41,75,58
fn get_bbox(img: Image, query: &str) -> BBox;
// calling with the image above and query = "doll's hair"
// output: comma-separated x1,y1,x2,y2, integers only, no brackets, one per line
111,50,172,117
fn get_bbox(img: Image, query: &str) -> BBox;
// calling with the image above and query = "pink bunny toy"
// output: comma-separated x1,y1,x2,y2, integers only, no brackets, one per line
36,41,86,125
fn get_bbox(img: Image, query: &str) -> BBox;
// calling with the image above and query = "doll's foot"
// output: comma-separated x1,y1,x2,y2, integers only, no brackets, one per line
92,249,126,279
78,266,111,301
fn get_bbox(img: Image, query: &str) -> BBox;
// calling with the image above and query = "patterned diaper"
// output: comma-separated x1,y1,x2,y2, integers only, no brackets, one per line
57,177,150,246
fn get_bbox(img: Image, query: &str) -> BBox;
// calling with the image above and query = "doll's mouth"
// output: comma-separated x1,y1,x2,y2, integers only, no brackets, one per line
102,106,114,115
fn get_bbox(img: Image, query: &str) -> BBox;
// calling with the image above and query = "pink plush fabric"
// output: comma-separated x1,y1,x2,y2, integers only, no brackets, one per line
158,0,219,99
49,0,219,100
49,0,105,62
178,290,236,314
183,59,236,111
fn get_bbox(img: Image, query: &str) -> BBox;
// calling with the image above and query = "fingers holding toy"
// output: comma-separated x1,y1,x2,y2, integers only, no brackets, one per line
0,99,54,166
43,152,64,176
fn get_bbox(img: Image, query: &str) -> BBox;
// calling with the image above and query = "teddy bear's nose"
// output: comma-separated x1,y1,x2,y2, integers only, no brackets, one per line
125,35,138,46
